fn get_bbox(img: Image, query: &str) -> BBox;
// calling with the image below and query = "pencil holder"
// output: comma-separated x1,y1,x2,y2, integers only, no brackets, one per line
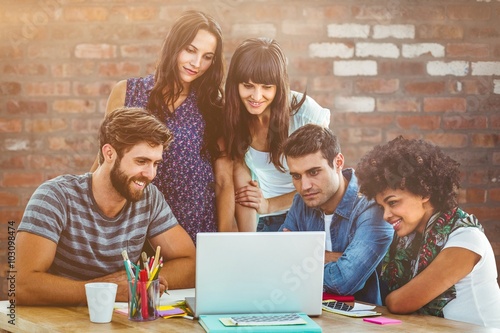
127,279,160,321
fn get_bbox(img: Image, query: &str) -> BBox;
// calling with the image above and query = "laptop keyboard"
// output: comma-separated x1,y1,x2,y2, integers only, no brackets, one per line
228,313,306,326
323,300,353,311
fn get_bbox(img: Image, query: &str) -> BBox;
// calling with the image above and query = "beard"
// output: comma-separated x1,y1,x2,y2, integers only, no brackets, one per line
110,157,150,202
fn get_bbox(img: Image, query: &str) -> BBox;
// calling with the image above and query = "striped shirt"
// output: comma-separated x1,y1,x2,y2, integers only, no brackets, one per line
18,173,177,281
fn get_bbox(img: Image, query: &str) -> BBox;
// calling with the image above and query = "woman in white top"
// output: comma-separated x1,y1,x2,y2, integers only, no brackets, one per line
222,38,330,232
356,136,500,328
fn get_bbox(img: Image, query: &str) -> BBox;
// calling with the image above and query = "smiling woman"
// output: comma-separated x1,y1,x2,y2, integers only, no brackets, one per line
223,37,330,232
90,11,234,243
355,137,500,328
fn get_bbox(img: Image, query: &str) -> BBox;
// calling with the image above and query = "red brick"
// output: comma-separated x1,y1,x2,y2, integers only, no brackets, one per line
468,27,500,39
98,62,141,77
490,189,500,202
471,134,500,148
28,45,71,59
423,97,467,112
447,5,491,20
308,92,335,111
446,43,490,58
120,44,161,59
377,98,419,112
0,210,23,224
475,96,500,113
466,188,486,203
466,169,490,185
495,45,500,58
28,154,95,170
336,128,382,146
75,44,117,59
418,25,464,39
396,115,441,130
459,79,490,94
48,136,96,153
385,132,422,142
73,82,114,97
52,99,96,114
2,63,48,76
51,25,86,41
6,100,47,115
355,79,399,94
352,6,393,20
292,58,333,75
312,77,351,93
342,145,376,166
404,81,445,95
51,62,96,78
63,7,109,21
0,119,22,133
0,192,19,206
112,6,157,21
379,62,426,76
25,82,71,96
424,133,468,147
25,118,68,133
442,115,487,130
491,115,500,129
71,119,103,133
304,5,351,20
3,172,43,187
134,25,169,41
401,6,445,20
457,188,466,204
451,151,489,166
0,82,21,95
466,206,500,221
344,113,394,127
0,156,25,169
493,152,500,166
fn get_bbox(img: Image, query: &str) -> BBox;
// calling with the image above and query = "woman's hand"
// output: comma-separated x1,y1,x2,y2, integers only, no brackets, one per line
235,180,269,214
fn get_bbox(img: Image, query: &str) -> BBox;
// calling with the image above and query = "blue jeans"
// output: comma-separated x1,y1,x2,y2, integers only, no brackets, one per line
257,213,287,232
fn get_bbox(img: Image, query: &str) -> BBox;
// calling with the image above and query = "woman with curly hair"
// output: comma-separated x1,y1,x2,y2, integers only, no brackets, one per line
223,37,330,232
356,136,500,328
91,11,233,242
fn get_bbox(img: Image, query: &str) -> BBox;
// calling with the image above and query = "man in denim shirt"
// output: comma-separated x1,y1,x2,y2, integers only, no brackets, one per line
279,124,393,305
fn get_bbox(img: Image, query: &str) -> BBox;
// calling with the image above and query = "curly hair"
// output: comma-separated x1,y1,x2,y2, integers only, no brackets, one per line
356,136,461,212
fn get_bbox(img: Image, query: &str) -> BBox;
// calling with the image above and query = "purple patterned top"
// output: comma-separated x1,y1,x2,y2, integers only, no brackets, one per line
125,74,217,242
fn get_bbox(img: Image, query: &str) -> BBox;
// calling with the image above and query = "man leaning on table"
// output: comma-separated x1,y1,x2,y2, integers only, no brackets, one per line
279,124,393,305
15,107,195,305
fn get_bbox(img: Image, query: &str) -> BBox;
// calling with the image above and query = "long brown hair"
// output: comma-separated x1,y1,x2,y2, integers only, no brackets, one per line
147,10,225,161
223,37,305,171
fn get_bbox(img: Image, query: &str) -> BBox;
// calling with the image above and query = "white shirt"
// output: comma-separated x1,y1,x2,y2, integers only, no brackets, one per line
244,91,330,217
442,227,500,328
324,213,334,251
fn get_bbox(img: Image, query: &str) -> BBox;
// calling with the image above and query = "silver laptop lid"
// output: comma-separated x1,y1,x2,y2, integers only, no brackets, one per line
194,231,325,316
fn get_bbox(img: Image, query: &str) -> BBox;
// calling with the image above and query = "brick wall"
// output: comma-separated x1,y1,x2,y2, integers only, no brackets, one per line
1,0,499,299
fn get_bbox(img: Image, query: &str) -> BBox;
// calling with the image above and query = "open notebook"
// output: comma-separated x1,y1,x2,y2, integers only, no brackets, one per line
186,231,325,318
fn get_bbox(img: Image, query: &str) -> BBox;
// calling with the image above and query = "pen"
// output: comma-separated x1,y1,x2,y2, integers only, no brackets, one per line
140,270,149,319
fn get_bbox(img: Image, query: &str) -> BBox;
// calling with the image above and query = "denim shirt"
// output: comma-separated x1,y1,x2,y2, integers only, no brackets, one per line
280,169,393,305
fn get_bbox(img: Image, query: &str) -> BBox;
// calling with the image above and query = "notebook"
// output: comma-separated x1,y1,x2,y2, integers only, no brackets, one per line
186,231,325,318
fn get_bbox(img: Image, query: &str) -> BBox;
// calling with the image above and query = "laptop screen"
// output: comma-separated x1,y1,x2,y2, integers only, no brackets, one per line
192,231,325,316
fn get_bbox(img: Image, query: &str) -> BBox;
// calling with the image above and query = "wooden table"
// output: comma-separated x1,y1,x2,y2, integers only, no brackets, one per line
1,300,498,333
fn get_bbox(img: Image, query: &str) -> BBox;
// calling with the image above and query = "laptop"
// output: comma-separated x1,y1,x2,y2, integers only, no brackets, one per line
186,231,325,317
